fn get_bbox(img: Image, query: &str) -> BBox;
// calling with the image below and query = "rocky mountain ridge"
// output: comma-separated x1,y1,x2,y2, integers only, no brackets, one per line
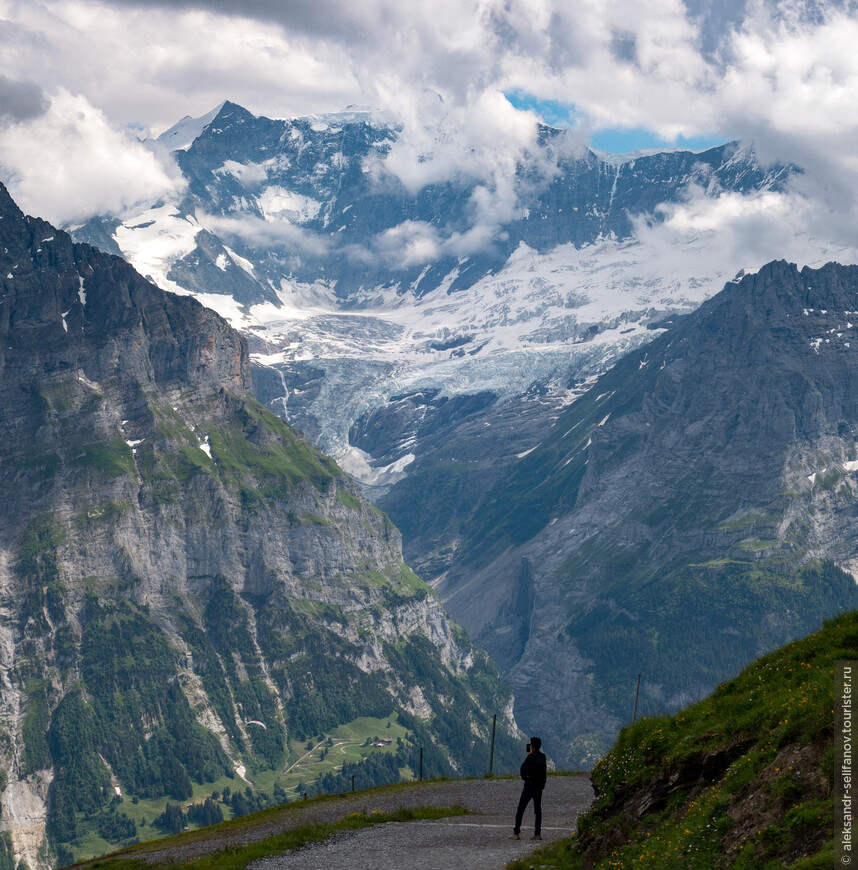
72,101,796,501
0,183,518,870
437,260,858,768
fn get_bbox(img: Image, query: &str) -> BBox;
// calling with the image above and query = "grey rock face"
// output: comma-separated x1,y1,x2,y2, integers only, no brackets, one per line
0,184,518,869
437,261,858,768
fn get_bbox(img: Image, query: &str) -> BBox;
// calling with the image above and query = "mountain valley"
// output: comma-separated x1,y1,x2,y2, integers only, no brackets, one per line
3,3,857,869
67,101,858,771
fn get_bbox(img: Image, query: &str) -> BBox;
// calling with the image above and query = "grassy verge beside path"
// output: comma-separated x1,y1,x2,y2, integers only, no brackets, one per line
77,806,467,870
66,773,592,870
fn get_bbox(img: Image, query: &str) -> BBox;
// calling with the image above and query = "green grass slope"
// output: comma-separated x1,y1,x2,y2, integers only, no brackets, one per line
68,780,471,870
72,810,468,870
511,610,858,870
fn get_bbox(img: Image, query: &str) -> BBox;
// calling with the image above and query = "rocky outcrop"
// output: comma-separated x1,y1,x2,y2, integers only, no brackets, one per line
0,184,519,869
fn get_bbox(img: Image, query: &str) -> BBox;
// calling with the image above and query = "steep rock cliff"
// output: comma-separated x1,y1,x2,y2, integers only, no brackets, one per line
0,184,518,868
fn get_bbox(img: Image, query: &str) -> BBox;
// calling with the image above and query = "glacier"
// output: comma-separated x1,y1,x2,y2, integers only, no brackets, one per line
72,100,836,491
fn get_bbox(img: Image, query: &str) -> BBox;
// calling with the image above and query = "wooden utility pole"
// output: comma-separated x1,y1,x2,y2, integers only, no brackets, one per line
632,673,641,725
419,746,423,781
488,713,497,776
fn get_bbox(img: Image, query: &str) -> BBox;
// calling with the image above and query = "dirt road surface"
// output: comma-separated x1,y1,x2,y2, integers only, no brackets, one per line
251,776,592,870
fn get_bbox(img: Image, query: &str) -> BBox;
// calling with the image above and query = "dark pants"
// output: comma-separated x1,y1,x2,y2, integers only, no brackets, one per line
513,784,543,834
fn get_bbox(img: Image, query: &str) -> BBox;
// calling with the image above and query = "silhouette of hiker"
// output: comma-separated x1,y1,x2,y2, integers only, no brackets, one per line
509,736,547,840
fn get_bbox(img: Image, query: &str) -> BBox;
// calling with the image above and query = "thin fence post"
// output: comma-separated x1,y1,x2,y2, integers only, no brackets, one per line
419,746,423,781
351,774,355,792
632,673,641,725
488,713,497,776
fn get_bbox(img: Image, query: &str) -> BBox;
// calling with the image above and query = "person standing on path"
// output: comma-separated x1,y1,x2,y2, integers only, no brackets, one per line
508,736,547,840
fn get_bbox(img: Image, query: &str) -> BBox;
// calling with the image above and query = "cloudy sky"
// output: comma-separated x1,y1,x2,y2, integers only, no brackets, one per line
0,0,857,269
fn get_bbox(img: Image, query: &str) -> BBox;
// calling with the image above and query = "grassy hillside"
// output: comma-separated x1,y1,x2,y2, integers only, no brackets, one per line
510,610,857,869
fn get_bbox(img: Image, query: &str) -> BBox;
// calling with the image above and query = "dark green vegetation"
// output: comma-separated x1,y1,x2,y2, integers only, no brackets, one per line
155,799,223,835
0,834,15,870
48,596,233,844
509,610,857,869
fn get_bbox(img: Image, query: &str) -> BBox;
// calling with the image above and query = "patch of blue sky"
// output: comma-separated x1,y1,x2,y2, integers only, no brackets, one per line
504,92,577,129
504,91,727,154
591,128,726,154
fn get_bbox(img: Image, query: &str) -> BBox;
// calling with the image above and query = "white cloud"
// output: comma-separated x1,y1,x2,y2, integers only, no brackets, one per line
373,220,443,267
362,88,540,253
199,211,331,257
719,6,858,140
633,180,858,285
0,1,361,132
0,90,183,226
216,160,269,187
0,0,856,272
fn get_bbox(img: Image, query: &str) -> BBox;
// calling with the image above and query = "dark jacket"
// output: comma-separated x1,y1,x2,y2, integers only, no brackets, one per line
520,750,547,791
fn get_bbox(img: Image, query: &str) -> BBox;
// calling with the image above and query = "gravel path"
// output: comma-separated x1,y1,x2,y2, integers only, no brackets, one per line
135,775,592,868
252,777,592,870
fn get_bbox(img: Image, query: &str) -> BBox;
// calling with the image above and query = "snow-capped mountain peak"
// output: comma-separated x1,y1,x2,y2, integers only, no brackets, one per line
156,100,227,151
74,101,811,493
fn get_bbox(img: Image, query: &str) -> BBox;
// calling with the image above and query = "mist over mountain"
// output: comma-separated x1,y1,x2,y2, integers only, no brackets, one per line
73,100,797,529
